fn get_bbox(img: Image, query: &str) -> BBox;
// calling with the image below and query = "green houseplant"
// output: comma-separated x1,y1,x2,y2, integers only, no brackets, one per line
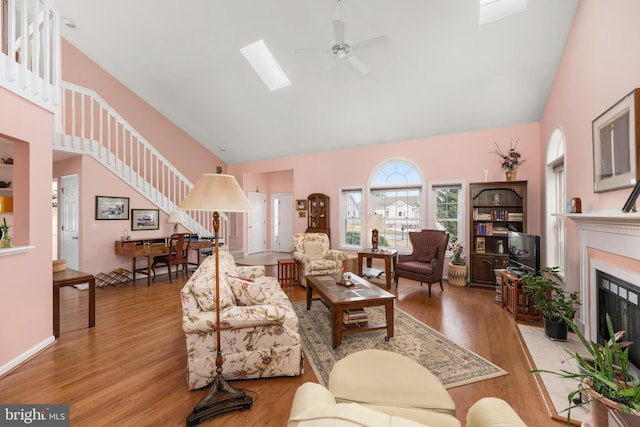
521,266,580,341
533,314,640,425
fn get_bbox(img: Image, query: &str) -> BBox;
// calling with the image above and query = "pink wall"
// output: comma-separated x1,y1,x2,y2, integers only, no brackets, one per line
55,41,227,275
540,1,640,292
0,88,54,369
61,40,224,185
230,123,542,250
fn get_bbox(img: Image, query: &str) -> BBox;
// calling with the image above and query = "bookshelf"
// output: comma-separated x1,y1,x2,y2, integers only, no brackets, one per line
469,181,527,288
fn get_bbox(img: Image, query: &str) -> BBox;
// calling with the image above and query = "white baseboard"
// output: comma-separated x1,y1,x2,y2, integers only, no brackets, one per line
0,336,55,378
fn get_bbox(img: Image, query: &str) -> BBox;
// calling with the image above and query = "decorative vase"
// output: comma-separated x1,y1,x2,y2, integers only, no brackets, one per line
505,170,517,181
448,263,467,287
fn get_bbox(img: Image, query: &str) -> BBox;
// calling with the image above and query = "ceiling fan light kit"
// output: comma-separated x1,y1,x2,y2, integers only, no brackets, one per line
295,5,389,76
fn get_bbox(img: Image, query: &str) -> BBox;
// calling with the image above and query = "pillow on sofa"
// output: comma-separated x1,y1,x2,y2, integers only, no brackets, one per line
304,241,324,261
191,273,236,311
416,245,437,263
227,275,269,305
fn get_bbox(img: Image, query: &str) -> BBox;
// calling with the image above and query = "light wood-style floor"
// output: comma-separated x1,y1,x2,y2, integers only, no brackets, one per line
0,263,566,426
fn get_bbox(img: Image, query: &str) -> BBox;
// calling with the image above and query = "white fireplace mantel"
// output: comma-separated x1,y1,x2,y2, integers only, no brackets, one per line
568,210,640,340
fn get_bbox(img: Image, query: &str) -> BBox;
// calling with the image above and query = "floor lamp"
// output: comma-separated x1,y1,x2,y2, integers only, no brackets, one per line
178,173,254,426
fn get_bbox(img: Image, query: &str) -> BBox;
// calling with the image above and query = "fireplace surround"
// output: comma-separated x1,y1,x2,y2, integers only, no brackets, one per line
569,210,640,375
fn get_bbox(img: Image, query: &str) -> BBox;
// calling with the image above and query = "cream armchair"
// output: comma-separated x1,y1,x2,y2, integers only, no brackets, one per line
292,233,347,287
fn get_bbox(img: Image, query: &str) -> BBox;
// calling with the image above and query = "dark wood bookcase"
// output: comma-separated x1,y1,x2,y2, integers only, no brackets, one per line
468,181,527,288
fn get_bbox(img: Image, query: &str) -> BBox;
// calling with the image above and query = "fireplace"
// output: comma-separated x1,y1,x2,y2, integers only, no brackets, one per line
596,269,640,372
570,210,640,377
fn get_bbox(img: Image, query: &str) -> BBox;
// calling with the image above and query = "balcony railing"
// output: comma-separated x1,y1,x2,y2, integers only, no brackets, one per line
0,0,60,112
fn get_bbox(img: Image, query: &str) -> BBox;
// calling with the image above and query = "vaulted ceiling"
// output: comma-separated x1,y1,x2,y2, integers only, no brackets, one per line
54,0,579,164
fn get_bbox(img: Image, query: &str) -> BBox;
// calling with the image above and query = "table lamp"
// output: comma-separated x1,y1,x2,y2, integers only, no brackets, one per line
167,210,184,233
368,213,384,251
178,173,254,426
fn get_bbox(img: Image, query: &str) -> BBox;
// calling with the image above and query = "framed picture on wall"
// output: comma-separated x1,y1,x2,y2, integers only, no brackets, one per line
296,199,307,210
131,209,159,231
95,196,130,220
593,88,640,193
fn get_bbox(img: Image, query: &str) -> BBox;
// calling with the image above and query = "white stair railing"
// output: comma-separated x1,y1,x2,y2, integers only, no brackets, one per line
0,0,60,112
53,81,227,242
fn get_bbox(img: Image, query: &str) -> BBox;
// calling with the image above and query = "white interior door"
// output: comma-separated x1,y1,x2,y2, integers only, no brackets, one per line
247,192,267,254
271,193,293,252
60,174,80,270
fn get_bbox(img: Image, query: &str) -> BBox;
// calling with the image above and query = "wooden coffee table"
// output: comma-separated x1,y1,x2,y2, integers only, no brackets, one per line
306,273,396,348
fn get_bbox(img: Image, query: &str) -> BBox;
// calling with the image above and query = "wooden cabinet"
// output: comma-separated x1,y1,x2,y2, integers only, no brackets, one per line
306,193,330,238
469,181,527,288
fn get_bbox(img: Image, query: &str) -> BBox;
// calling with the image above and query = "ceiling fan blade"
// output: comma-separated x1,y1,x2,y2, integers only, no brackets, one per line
352,34,390,51
332,19,346,44
347,54,370,75
294,47,329,55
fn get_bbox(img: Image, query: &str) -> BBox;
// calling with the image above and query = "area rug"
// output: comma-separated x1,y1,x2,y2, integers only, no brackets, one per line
293,301,508,388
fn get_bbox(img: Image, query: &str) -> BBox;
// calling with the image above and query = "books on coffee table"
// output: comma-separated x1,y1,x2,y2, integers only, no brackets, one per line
343,308,368,325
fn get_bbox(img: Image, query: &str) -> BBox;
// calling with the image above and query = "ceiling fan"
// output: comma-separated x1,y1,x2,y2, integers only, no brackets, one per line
295,17,389,75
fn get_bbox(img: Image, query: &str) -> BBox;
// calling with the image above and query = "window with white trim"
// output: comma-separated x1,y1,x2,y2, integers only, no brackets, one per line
369,160,423,250
431,184,463,245
340,188,363,248
545,129,566,274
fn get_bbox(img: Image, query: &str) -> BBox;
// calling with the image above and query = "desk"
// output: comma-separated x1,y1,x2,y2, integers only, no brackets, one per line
53,268,95,338
114,238,213,286
357,249,398,289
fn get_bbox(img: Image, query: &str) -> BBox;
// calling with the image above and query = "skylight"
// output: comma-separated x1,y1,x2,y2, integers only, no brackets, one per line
479,0,528,26
240,40,291,91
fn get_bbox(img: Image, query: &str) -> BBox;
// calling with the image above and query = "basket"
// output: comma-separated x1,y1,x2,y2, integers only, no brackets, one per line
52,260,66,272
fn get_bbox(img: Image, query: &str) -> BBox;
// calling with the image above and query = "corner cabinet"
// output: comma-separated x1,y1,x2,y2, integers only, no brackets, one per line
306,193,330,239
469,181,527,288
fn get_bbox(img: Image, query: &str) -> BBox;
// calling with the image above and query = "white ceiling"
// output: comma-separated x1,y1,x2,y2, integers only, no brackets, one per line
53,0,579,164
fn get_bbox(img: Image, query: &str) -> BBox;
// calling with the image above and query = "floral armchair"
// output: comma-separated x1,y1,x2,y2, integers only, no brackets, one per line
180,250,303,390
292,233,347,287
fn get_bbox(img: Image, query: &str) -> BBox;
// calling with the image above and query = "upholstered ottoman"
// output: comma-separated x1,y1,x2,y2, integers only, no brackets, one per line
327,349,460,427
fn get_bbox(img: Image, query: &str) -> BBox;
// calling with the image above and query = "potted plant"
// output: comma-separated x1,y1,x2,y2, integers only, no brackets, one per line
490,138,525,181
447,243,467,287
532,314,640,425
521,266,580,341
0,217,11,248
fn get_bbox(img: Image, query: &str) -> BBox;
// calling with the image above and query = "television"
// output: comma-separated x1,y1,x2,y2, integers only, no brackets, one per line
507,231,541,276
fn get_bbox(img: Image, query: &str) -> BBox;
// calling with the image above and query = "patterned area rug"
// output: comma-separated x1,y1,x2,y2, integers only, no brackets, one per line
293,301,508,388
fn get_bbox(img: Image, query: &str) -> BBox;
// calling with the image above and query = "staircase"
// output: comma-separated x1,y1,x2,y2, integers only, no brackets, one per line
52,81,227,242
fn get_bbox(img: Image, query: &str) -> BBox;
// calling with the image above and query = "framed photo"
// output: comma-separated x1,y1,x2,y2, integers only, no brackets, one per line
95,196,130,220
296,199,307,210
131,209,159,231
593,88,640,193
298,210,307,218
475,237,485,254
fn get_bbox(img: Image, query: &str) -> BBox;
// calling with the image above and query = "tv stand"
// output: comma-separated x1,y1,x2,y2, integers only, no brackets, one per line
500,271,542,322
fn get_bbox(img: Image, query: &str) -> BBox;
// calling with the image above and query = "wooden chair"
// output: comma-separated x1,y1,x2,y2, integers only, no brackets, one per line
394,229,449,297
152,233,191,283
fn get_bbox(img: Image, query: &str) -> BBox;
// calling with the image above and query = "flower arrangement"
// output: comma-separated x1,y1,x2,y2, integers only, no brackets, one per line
491,138,525,171
449,242,464,265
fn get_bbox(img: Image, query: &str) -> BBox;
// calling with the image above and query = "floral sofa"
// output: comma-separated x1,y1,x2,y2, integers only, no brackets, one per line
292,232,347,287
180,250,303,390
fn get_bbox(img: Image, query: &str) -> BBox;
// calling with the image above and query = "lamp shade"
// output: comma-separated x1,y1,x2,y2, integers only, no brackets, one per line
368,213,384,230
167,210,184,224
178,173,254,213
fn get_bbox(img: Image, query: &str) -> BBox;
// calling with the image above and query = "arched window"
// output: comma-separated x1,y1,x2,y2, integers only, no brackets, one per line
368,159,423,250
545,128,566,274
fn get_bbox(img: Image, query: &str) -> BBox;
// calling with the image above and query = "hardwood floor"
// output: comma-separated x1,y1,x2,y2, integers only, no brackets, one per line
0,269,565,426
